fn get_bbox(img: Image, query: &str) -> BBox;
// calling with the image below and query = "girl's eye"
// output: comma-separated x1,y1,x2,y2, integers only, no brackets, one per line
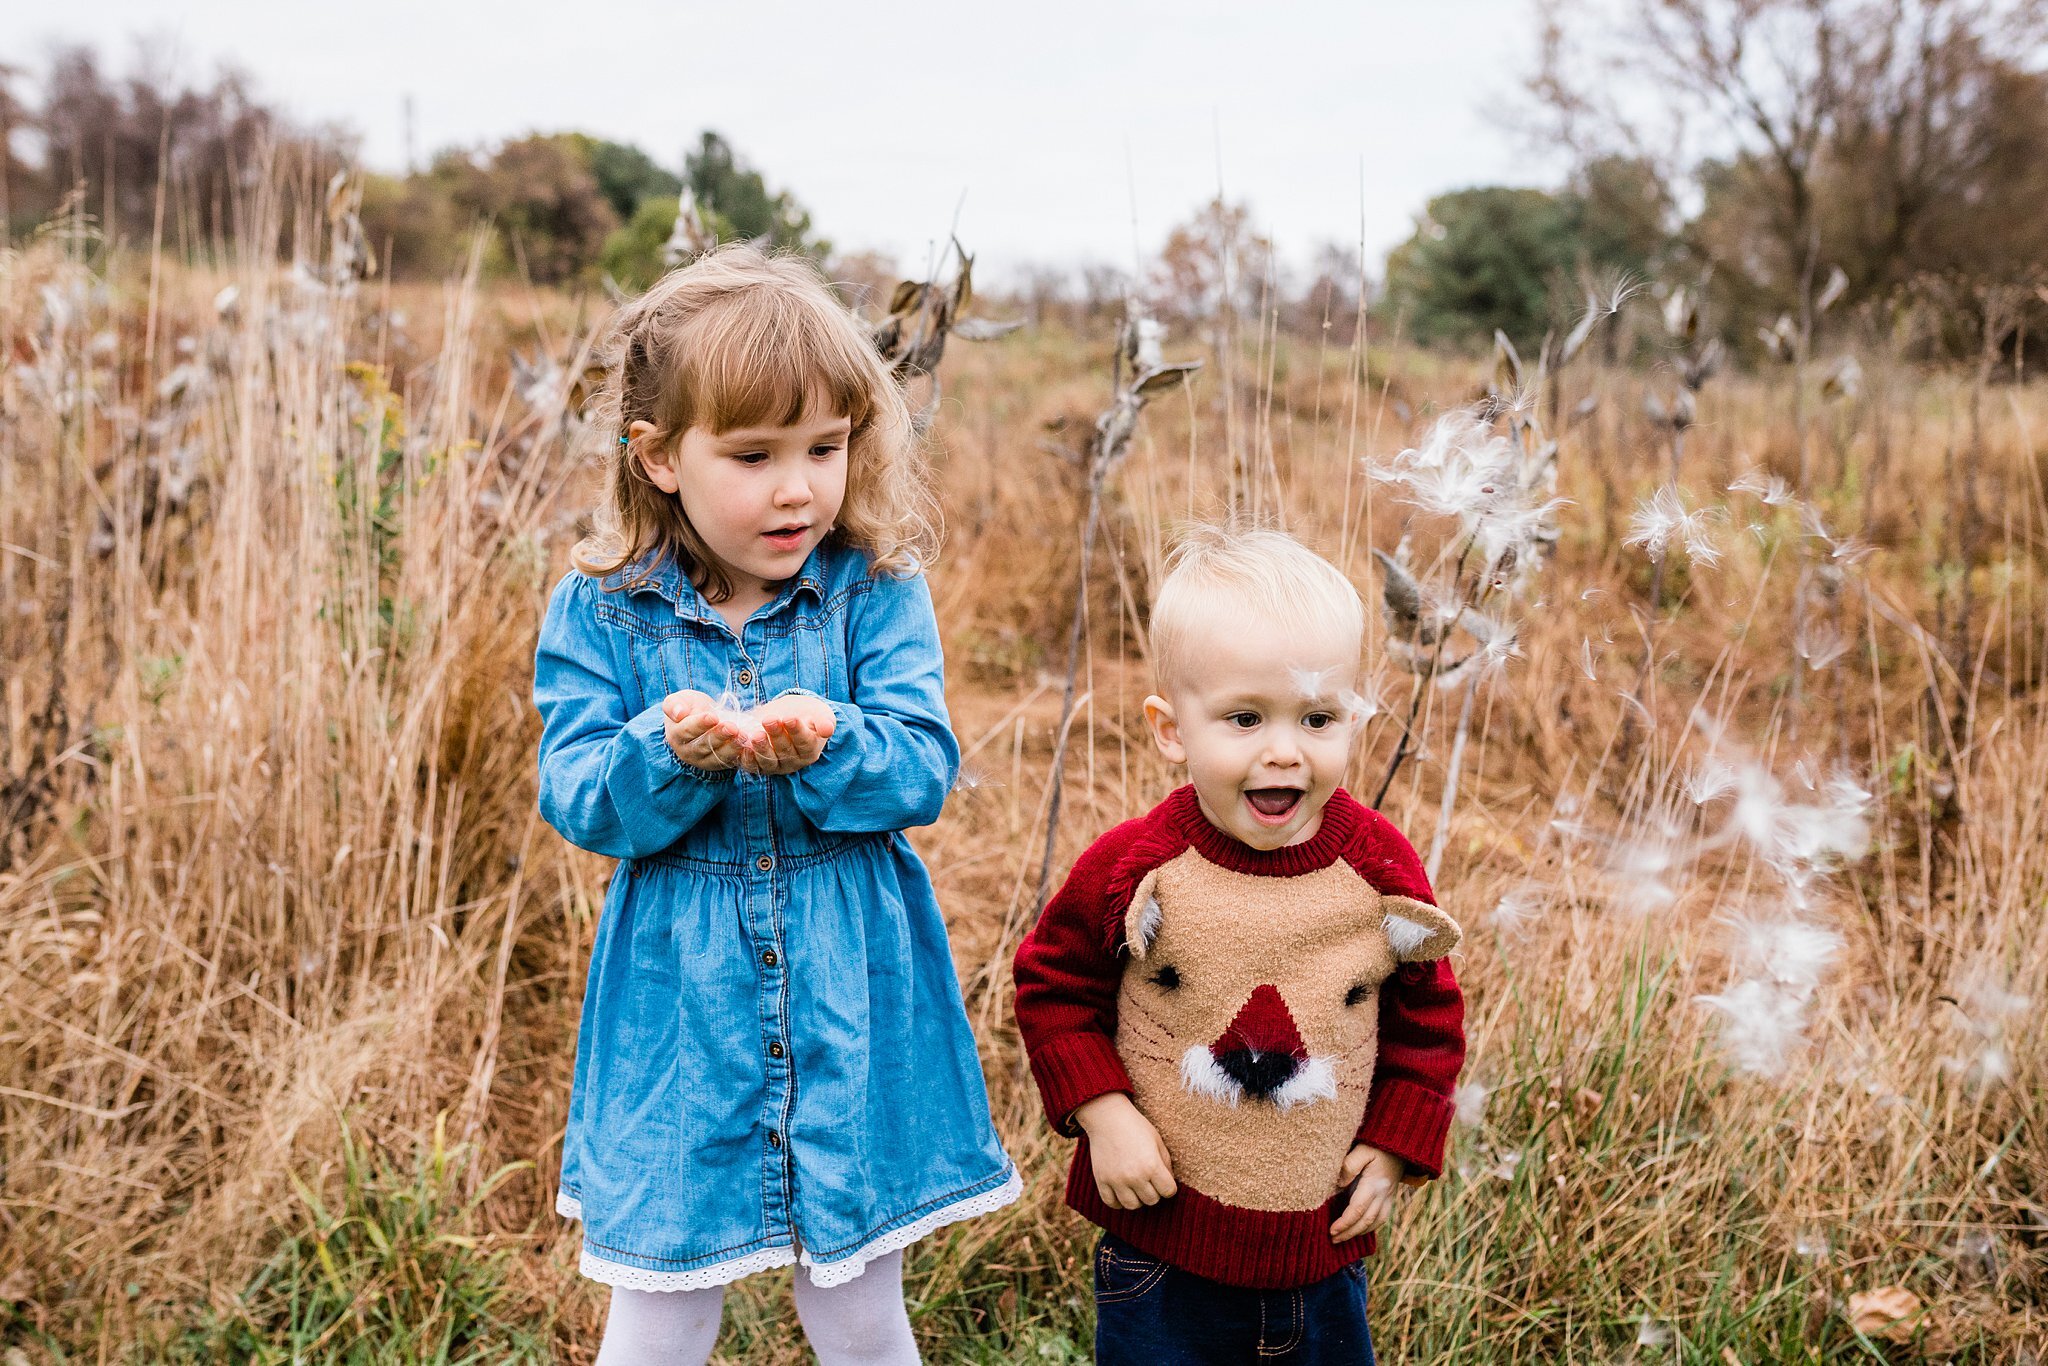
735,451,769,465
1149,964,1181,991
810,443,843,458
1228,713,1259,729
1305,712,1335,730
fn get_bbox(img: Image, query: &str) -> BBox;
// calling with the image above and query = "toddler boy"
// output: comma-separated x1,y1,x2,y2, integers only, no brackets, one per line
1013,526,1466,1364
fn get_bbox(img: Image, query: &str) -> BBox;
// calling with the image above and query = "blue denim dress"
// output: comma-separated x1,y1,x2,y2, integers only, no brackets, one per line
532,536,1019,1291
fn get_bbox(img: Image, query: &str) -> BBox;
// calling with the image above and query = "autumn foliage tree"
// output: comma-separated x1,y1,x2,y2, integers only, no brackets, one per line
2,46,341,255
1528,0,2048,345
1149,196,1276,340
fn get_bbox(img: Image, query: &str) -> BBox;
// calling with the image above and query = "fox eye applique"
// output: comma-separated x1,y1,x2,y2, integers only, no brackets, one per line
1344,982,1372,1007
1149,964,1182,991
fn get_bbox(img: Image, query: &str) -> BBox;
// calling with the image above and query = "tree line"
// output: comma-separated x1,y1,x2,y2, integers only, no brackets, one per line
0,47,825,290
6,2,2044,361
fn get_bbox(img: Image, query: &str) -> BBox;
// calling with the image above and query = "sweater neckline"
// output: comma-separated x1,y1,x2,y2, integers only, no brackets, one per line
1164,784,1365,877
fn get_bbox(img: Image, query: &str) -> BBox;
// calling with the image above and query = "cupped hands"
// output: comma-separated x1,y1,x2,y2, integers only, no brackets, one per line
662,689,837,777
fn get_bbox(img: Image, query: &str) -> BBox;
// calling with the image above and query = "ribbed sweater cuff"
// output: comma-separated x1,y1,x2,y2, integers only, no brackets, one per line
1029,1031,1134,1136
1355,1076,1454,1180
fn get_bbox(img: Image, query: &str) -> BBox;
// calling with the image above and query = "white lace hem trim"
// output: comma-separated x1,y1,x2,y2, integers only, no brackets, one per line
553,1166,1021,1291
800,1167,1023,1288
583,1242,797,1293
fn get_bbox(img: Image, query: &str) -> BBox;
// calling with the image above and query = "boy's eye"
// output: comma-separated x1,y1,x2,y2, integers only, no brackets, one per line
1227,712,1259,729
1149,964,1181,991
734,450,769,465
1344,982,1372,1007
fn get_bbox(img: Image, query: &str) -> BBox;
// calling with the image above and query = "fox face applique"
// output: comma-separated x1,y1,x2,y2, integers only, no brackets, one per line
1114,849,1461,1213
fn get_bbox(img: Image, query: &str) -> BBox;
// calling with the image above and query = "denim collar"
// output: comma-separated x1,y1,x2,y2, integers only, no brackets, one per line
602,540,829,625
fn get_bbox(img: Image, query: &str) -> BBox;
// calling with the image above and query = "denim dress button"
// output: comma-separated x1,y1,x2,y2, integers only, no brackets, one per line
738,668,753,686
757,854,774,871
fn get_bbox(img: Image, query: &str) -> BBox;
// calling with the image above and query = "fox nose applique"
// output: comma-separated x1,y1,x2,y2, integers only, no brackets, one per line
1210,984,1307,1099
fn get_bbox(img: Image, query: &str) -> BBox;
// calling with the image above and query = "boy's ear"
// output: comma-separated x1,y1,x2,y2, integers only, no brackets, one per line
1380,895,1461,962
629,420,680,494
1142,694,1185,764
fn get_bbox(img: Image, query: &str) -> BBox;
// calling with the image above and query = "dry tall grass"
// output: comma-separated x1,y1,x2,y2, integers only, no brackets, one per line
2,180,2043,1362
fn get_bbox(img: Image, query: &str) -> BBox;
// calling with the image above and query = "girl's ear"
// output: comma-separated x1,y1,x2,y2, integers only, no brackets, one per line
1143,695,1186,765
1380,895,1461,962
629,420,680,494
1123,870,1163,959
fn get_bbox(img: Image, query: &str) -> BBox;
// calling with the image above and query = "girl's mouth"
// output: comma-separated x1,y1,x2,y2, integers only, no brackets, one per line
1244,788,1305,824
762,526,808,551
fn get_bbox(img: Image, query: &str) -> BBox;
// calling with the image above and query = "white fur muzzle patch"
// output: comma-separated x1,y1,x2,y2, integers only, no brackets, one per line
1178,1046,1338,1111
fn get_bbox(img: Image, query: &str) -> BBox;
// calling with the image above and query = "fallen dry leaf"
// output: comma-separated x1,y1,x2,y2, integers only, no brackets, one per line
1847,1284,1923,1343
1573,1086,1603,1120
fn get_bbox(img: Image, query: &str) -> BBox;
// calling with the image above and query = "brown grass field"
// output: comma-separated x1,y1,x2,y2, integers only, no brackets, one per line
2,187,2044,1362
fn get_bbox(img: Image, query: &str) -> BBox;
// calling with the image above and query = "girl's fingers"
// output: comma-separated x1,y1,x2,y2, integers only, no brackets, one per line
671,712,716,743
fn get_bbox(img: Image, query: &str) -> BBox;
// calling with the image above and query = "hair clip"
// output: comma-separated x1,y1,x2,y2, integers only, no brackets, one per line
618,434,631,445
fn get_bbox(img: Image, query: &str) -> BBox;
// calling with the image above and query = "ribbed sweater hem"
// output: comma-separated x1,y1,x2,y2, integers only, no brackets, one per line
1065,1141,1376,1290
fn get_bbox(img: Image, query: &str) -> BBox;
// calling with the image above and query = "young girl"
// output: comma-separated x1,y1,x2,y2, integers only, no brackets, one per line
532,244,1019,1365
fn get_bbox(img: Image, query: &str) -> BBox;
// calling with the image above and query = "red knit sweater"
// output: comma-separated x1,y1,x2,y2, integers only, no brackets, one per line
1012,784,1466,1289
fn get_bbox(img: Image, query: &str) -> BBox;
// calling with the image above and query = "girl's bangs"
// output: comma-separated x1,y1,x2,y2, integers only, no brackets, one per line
683,289,876,435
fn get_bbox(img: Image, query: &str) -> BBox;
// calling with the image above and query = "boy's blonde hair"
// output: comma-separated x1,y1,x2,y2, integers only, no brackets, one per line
575,242,939,600
1149,525,1365,692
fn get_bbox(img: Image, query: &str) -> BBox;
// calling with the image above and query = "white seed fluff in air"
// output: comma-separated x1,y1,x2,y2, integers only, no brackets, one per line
1453,1081,1492,1126
1729,469,1794,505
1624,485,1726,568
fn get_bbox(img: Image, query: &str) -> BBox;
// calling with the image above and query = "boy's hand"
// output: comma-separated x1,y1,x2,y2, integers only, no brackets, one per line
662,690,753,772
1330,1143,1404,1242
1074,1093,1177,1209
739,694,838,776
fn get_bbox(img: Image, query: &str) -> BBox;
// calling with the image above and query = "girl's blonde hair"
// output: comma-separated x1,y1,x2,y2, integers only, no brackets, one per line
1149,524,1364,692
573,242,939,600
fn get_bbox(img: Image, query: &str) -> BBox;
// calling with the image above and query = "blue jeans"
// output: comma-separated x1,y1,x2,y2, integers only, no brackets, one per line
1093,1233,1376,1364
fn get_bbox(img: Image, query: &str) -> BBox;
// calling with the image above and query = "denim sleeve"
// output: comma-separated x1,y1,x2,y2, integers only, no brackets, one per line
532,570,734,859
780,568,961,832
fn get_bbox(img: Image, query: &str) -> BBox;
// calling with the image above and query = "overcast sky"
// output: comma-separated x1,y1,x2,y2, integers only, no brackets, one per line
3,0,1568,285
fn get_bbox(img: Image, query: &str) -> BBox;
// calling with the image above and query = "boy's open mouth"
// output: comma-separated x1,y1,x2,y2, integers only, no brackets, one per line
1244,787,1304,823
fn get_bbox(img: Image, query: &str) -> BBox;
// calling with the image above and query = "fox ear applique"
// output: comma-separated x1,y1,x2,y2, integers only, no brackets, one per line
1122,870,1163,960
1380,895,1461,962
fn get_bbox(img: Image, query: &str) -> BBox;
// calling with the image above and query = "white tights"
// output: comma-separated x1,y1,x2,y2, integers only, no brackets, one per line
593,1249,919,1365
